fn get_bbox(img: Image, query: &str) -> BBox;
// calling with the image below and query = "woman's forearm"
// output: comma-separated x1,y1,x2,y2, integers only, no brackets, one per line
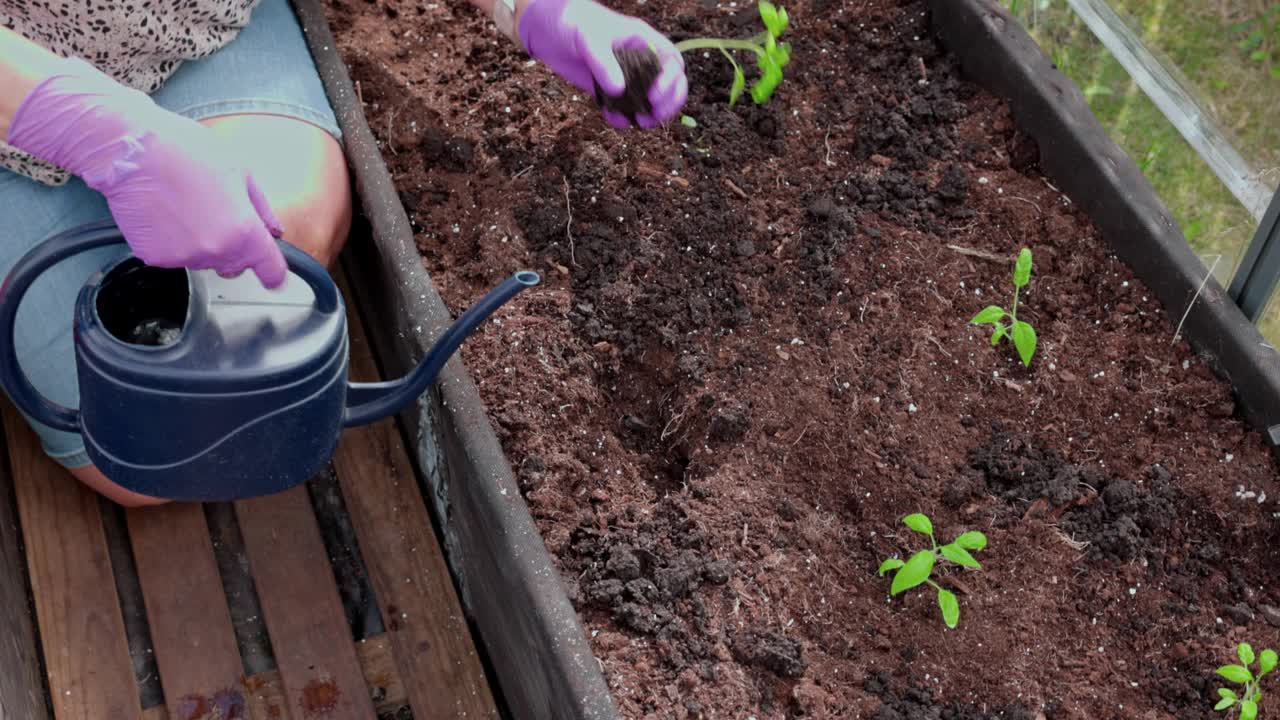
0,27,65,141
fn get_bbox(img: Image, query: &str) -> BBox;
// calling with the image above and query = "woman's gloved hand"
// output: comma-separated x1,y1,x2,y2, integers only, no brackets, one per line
518,0,687,129
6,57,289,287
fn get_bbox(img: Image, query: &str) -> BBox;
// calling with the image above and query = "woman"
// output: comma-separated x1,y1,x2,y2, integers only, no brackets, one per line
0,0,687,505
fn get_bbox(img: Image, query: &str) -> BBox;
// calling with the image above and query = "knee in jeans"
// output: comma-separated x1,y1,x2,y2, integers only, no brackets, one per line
278,189,352,268
70,464,168,507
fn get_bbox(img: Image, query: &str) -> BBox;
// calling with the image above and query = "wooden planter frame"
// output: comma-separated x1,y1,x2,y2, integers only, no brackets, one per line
5,2,1280,720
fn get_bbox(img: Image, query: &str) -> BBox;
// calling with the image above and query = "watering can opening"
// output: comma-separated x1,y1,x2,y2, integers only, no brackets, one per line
94,259,189,348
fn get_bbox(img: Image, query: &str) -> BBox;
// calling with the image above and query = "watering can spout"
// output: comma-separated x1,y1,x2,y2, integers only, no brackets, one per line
342,270,540,427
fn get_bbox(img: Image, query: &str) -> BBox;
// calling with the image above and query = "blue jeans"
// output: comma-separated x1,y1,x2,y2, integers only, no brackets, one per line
0,0,341,469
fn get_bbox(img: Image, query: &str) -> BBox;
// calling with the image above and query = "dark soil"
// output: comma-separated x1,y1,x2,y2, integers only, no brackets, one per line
322,0,1280,717
597,46,665,122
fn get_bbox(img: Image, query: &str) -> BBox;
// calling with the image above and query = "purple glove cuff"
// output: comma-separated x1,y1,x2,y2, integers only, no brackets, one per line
8,56,151,184
517,0,565,57
8,55,289,287
518,0,596,93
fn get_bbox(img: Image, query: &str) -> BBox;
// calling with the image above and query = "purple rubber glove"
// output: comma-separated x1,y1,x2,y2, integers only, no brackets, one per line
6,57,288,287
518,0,687,129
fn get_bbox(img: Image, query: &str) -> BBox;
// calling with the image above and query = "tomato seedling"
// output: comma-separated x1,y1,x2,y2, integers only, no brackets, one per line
877,513,987,629
969,247,1038,367
1217,642,1277,720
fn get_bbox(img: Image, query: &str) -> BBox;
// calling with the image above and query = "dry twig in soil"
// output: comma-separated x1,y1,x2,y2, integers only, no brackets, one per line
947,244,1009,263
1172,254,1221,345
563,178,578,267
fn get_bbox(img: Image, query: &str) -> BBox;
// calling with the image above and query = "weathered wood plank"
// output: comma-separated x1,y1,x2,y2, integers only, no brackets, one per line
0,409,46,720
332,272,499,719
139,633,406,720
1,402,142,720
235,487,377,720
127,504,246,720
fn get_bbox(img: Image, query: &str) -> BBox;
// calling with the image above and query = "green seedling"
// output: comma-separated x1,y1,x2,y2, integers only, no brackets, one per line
1217,642,1278,720
969,247,1038,367
599,2,791,123
673,1,792,106
876,513,987,629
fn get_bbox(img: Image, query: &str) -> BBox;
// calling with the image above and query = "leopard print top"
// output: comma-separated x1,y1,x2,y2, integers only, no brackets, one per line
2,0,259,185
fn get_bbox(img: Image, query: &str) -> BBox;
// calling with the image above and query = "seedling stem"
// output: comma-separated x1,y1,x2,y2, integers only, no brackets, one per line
675,37,770,56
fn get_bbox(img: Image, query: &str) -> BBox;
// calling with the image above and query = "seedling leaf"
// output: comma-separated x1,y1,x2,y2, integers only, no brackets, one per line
773,41,792,68
1218,665,1254,684
1013,248,1032,288
903,513,933,536
938,588,959,628
954,531,987,550
751,51,783,104
1219,687,1239,703
991,326,1005,346
1242,699,1258,720
971,305,1005,325
877,558,904,576
1261,649,1277,674
1216,696,1236,711
759,1,788,37
759,1,778,28
941,544,982,569
1012,321,1037,366
890,550,935,595
1240,643,1256,666
680,115,698,128
729,66,746,105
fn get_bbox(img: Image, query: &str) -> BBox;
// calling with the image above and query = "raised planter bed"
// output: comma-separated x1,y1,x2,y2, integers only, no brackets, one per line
297,0,1280,717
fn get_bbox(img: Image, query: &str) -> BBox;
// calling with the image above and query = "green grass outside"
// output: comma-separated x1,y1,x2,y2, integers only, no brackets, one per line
1000,0,1280,344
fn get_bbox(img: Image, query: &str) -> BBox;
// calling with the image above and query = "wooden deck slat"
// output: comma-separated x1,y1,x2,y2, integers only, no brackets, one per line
140,633,406,720
127,504,245,720
333,273,499,718
0,411,46,720
1,402,142,720
235,487,377,720
203,502,276,678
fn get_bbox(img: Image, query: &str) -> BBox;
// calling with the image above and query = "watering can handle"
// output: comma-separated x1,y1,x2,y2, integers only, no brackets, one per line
0,220,339,434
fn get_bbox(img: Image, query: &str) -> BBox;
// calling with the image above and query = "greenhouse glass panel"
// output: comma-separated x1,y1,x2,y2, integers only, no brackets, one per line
1001,0,1280,304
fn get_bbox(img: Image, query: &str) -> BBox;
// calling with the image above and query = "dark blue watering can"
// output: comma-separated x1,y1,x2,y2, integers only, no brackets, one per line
0,220,538,501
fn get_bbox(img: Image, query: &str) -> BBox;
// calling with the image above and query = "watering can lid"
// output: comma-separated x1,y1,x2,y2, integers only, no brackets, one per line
86,263,347,394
